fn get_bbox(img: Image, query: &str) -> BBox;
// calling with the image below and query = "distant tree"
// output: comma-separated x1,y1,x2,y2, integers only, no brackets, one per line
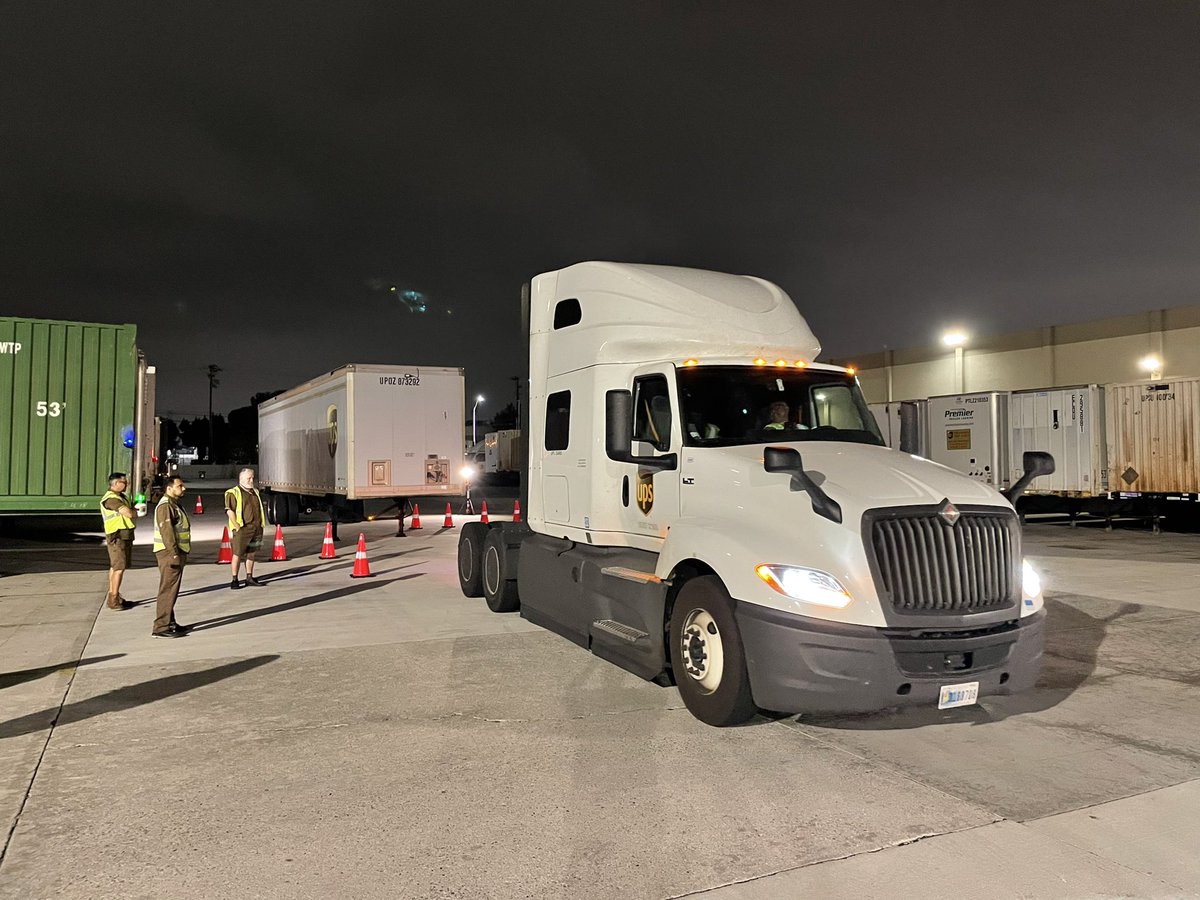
491,402,518,430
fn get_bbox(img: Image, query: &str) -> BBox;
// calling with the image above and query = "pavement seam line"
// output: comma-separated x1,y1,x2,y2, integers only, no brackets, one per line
776,717,1006,823
665,819,1002,899
1015,817,1190,895
0,597,106,870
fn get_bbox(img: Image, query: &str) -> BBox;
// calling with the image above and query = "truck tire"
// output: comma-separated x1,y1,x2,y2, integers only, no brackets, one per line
264,491,279,525
669,576,757,727
457,522,488,598
482,528,520,613
285,492,300,527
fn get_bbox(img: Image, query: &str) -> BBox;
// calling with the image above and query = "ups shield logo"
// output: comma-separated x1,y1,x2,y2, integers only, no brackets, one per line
636,470,654,516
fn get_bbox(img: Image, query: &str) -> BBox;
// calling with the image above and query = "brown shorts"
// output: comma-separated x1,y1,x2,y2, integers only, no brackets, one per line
106,536,133,571
231,527,263,557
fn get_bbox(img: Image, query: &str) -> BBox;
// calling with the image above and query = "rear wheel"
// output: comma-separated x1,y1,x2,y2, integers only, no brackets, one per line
482,528,520,613
669,576,757,727
284,493,300,527
457,522,488,597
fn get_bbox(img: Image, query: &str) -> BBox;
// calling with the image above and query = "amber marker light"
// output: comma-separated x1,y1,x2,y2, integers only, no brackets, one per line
846,366,857,376
682,358,699,367
753,357,766,366
794,361,807,368
775,358,788,367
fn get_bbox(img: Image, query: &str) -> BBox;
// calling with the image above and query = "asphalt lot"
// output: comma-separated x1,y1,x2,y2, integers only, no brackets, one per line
1,488,1199,899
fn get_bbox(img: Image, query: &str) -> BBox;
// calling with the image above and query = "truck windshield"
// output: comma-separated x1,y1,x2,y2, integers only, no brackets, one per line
677,366,885,448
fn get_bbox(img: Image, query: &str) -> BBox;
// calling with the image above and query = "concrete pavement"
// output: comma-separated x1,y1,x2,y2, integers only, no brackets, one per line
1,515,1198,898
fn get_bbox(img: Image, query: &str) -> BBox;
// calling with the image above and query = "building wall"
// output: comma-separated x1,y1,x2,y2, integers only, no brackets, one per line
845,308,1200,403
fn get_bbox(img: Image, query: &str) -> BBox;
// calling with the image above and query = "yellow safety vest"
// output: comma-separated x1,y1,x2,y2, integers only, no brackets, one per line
100,490,136,535
225,486,266,529
153,497,191,553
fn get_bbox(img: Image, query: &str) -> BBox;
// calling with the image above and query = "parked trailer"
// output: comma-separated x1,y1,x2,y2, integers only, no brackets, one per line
927,392,1011,490
0,317,156,515
1104,377,1200,524
1009,386,1107,497
484,429,521,476
868,400,929,456
257,364,466,531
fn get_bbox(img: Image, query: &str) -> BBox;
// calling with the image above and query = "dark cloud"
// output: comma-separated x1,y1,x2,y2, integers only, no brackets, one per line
3,2,1198,413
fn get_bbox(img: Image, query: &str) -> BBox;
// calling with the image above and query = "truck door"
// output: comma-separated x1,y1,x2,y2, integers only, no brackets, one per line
616,369,681,546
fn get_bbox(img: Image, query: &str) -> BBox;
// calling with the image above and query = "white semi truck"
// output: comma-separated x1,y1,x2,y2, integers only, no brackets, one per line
457,263,1052,726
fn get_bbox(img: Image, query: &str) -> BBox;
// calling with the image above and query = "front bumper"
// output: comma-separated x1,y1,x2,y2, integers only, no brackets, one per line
735,602,1045,715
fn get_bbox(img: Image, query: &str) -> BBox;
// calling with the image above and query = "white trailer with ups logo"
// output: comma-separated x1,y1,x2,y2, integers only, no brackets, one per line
457,263,1051,726
257,363,465,533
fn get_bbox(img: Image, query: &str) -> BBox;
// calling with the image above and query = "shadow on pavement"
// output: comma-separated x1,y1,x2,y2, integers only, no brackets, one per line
0,655,278,740
0,655,127,691
188,580,391,632
175,550,419,597
796,596,1140,732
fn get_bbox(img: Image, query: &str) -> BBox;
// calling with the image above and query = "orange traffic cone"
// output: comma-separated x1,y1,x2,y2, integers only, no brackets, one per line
319,522,336,559
443,503,455,528
350,533,372,577
194,495,204,515
270,524,287,561
409,503,422,530
480,501,489,524
513,499,521,522
216,527,233,564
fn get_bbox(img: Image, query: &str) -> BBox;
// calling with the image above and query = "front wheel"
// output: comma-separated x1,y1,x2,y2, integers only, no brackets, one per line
669,576,757,727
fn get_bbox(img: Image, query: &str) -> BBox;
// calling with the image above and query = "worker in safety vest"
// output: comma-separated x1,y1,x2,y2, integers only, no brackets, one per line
225,467,268,589
152,475,192,637
100,472,138,610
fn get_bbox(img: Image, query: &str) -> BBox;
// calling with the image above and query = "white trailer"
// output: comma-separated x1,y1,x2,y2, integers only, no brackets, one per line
484,429,521,475
1009,386,1107,496
456,263,1050,726
258,364,465,529
869,400,929,456
927,391,1011,490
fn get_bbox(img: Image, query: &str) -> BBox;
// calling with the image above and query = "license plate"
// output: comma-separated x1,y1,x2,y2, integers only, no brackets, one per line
938,681,979,709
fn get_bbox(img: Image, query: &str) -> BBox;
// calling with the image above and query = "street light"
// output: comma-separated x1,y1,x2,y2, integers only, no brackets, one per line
1139,354,1163,380
472,395,484,445
942,330,968,393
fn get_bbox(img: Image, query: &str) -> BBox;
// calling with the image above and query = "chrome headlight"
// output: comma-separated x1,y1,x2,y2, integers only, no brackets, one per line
755,565,853,609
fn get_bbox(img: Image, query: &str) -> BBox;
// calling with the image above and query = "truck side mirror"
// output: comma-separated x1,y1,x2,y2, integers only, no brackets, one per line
763,446,842,524
606,389,678,471
1003,450,1056,503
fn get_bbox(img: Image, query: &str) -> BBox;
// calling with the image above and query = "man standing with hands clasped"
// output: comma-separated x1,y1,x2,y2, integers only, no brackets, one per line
152,475,191,638
225,467,268,590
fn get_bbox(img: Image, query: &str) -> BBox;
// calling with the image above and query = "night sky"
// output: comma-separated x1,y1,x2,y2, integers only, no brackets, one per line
4,3,1198,420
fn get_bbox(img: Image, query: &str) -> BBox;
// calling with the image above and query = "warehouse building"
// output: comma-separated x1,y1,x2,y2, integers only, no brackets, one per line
839,306,1200,403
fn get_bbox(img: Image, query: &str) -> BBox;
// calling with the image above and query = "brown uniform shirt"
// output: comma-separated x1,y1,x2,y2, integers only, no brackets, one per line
155,498,187,556
226,487,262,531
103,494,136,541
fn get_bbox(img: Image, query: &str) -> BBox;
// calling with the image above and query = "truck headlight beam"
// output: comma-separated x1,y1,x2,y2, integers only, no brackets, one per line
755,565,853,609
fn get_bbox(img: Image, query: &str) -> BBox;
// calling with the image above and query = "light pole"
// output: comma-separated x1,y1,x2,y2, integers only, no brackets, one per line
472,395,484,446
942,330,968,393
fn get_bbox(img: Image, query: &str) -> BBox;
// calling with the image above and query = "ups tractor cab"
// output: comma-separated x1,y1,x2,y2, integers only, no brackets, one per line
457,263,1051,726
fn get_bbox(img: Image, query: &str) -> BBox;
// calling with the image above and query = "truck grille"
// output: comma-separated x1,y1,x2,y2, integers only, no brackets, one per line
867,509,1019,613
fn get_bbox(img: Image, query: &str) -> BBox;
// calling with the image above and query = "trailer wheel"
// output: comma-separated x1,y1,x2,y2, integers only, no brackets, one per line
264,491,279,525
669,576,757,727
457,522,488,598
284,492,301,527
482,528,520,613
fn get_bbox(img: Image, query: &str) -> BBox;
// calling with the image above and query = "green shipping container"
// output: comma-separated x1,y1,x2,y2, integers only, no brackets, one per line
0,317,143,513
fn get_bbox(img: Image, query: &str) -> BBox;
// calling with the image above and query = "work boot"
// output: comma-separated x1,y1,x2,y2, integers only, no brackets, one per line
106,593,132,610
247,575,266,587
230,578,243,590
